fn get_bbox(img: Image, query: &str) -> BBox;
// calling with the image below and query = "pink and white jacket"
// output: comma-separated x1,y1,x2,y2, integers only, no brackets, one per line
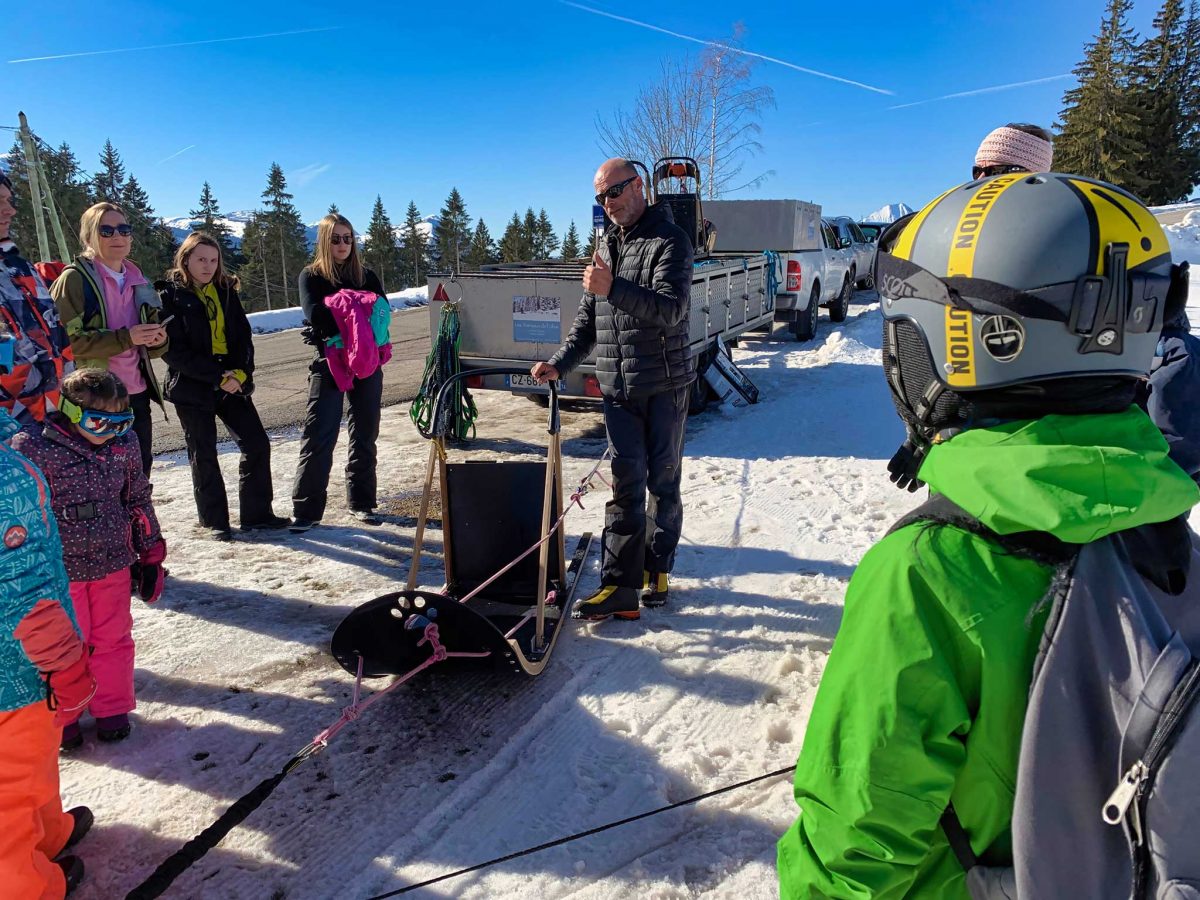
322,289,392,391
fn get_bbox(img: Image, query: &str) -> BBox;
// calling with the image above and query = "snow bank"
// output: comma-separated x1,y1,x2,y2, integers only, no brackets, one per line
1165,207,1200,266
246,286,429,334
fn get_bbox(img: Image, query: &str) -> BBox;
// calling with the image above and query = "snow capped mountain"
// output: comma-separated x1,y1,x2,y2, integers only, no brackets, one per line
862,202,914,224
163,213,437,250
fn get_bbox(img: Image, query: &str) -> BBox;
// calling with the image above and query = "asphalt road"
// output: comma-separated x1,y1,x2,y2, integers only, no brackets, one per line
148,305,433,454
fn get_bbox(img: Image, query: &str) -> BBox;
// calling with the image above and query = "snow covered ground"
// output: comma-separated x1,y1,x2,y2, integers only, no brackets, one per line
52,235,1200,899
60,295,920,899
247,287,429,334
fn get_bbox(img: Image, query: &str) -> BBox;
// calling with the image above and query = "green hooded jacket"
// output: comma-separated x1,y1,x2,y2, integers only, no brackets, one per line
777,408,1199,899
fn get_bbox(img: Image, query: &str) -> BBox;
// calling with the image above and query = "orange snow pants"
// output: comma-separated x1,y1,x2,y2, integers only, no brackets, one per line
0,701,72,899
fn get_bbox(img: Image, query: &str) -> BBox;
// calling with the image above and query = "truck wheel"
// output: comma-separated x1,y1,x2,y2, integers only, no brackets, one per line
688,373,710,415
830,277,851,323
789,284,820,341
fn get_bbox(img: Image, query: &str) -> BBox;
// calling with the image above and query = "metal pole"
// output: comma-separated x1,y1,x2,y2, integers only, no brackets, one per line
17,113,51,262
30,138,71,260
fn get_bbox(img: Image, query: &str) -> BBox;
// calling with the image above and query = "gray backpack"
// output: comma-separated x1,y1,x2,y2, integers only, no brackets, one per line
897,498,1200,899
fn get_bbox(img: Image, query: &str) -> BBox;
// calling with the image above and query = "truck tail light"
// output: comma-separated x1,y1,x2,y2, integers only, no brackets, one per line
466,375,484,389
786,260,802,292
583,375,602,398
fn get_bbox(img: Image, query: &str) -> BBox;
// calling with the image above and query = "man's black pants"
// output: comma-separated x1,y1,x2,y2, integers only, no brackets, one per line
176,394,274,529
291,361,383,521
601,385,689,588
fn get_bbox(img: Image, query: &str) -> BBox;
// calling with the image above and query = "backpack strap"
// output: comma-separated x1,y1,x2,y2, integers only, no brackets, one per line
64,260,106,328
888,493,1075,565
940,804,979,871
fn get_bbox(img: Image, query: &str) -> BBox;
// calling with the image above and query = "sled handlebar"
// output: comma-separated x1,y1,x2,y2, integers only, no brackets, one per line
431,367,560,438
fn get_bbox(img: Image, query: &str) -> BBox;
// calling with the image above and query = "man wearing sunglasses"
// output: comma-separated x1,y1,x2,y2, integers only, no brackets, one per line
0,174,74,425
532,158,695,621
972,122,1053,180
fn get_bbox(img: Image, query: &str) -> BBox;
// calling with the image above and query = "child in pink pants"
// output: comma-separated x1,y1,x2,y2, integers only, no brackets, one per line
12,368,165,750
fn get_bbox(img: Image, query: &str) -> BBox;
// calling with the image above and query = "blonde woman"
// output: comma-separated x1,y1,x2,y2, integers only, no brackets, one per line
51,203,167,475
290,214,387,532
157,233,289,540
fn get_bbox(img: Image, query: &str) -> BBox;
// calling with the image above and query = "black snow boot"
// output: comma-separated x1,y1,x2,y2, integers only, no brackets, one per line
56,855,85,894
572,585,640,621
63,806,94,850
642,571,669,608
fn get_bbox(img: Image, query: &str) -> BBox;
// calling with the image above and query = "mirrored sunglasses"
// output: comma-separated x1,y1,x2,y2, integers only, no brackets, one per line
78,408,134,437
99,224,133,238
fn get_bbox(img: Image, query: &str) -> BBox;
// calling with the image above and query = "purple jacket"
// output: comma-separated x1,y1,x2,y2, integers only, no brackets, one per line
324,289,392,390
10,416,160,582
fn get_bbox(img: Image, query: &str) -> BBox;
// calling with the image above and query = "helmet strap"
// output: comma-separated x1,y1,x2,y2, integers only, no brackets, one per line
1075,242,1129,355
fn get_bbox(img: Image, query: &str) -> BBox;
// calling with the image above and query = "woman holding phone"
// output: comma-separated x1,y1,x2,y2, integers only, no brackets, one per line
52,202,168,475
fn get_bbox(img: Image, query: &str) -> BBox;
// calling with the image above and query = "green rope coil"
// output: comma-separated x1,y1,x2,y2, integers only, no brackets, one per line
410,302,478,440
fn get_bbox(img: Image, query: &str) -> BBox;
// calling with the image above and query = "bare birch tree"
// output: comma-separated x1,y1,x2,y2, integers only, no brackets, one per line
596,30,775,199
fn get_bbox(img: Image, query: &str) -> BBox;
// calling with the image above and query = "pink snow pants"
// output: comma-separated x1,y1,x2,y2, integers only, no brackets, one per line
67,568,135,721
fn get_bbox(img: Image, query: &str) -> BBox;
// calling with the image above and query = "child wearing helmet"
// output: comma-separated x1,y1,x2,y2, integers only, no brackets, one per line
777,174,1199,897
10,368,164,751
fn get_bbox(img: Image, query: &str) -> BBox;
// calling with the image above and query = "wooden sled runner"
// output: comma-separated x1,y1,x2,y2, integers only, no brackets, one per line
332,367,594,678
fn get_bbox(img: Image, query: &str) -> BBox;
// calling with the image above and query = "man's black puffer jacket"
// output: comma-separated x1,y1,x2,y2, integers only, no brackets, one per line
549,202,695,399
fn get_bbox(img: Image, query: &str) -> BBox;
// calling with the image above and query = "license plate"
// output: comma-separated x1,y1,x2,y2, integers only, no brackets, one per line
506,374,564,391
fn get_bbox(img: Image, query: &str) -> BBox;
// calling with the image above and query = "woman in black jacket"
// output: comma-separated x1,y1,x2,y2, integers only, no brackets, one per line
289,213,385,532
158,233,289,540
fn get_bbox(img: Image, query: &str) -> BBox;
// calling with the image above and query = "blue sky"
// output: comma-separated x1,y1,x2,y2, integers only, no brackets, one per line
8,0,1165,240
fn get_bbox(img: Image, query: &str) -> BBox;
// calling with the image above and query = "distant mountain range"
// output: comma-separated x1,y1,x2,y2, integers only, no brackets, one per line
162,211,437,249
862,202,914,224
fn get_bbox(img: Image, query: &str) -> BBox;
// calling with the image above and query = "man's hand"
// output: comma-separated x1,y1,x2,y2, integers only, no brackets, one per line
530,362,560,385
582,252,613,297
220,373,242,394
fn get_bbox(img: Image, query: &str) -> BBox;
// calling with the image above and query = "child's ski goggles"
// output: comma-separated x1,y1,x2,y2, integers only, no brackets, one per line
60,396,134,437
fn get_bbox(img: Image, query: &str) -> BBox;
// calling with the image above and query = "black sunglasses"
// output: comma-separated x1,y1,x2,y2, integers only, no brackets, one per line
99,224,133,238
330,234,354,246
972,163,1029,180
595,175,639,206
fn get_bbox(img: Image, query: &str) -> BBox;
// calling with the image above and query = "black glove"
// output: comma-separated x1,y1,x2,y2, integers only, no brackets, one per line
887,437,927,493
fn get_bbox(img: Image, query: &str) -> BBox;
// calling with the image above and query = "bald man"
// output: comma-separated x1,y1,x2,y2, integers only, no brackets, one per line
532,158,695,620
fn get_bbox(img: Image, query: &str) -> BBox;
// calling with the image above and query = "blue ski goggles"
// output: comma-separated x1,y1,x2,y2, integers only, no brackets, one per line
60,396,135,437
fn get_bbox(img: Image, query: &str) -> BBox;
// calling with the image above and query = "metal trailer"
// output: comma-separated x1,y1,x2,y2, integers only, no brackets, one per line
426,253,776,401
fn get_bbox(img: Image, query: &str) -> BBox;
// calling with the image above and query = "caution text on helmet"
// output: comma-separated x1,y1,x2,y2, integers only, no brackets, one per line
944,307,975,387
947,175,1023,277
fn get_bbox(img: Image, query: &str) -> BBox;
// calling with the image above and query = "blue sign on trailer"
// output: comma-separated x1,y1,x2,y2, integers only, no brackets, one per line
592,204,606,231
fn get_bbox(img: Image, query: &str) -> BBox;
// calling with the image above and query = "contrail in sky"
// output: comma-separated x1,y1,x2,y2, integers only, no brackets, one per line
887,74,1073,110
558,1,893,95
9,26,340,64
157,145,196,165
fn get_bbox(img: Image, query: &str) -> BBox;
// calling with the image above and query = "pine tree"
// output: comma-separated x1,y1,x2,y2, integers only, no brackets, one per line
363,195,401,291
6,138,91,258
1133,0,1200,203
328,202,340,215
464,219,497,270
436,188,471,274
536,209,559,259
583,227,598,259
399,201,429,288
560,221,581,259
1055,0,1148,194
92,140,126,203
189,182,237,260
237,163,310,310
120,175,176,281
499,212,526,262
522,208,539,259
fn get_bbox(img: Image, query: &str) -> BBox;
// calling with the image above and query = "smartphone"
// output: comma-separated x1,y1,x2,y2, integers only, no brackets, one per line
158,315,175,326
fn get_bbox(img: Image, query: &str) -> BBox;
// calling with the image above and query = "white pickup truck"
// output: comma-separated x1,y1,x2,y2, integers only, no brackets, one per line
706,200,854,341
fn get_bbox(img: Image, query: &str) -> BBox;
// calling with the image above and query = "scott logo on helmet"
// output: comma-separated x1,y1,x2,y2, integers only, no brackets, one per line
943,307,975,386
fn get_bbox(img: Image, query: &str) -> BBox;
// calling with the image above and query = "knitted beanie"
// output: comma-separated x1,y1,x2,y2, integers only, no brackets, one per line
974,126,1054,172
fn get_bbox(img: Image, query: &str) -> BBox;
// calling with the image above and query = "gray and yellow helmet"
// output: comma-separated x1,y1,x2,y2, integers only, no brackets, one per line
875,172,1175,487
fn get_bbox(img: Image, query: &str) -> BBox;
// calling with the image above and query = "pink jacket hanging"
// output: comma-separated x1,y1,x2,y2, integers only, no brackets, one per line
322,289,393,391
